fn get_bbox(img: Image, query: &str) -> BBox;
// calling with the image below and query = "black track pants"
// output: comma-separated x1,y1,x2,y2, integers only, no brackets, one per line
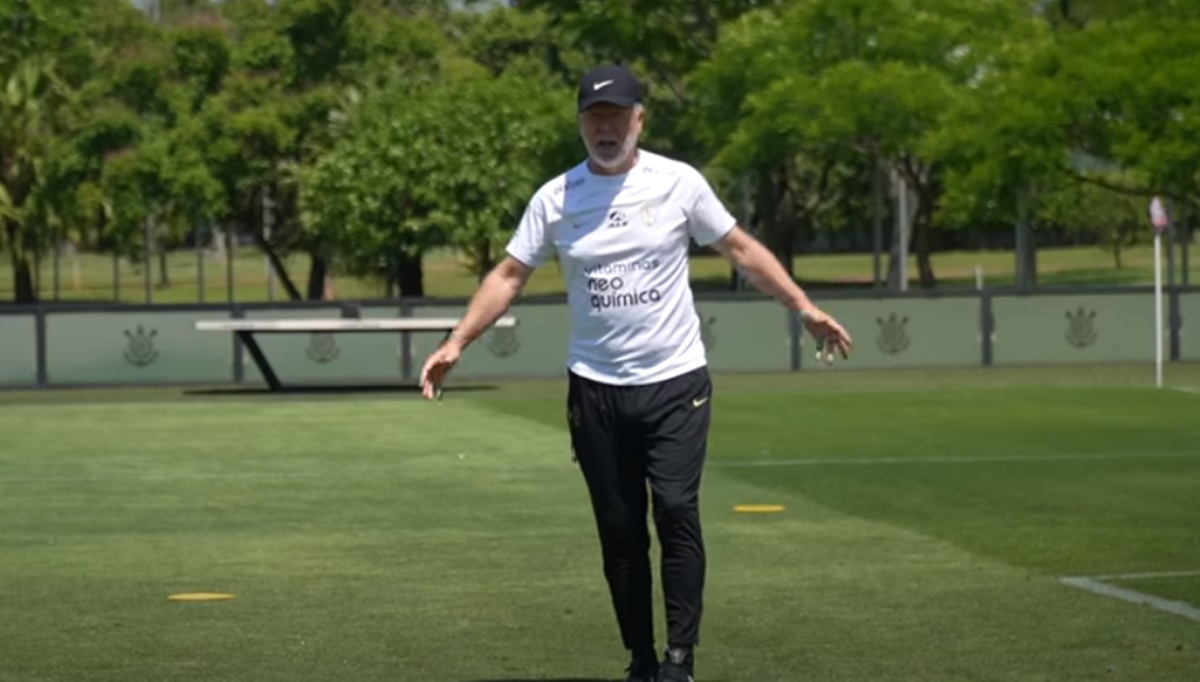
567,366,713,654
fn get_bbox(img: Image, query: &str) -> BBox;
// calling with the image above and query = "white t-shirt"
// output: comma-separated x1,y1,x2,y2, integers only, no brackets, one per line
505,149,738,386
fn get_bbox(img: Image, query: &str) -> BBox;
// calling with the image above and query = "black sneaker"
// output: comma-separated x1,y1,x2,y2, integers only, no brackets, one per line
625,657,659,682
657,648,694,682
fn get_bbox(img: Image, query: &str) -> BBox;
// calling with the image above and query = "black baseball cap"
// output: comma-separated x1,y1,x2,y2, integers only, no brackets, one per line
577,64,643,112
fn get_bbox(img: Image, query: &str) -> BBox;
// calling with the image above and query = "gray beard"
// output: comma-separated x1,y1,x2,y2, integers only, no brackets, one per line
584,133,637,170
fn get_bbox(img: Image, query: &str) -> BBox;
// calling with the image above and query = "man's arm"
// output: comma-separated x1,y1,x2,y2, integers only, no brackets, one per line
710,225,818,316
445,256,534,351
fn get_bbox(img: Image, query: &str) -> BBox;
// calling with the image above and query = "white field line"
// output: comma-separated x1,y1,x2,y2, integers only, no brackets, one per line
1088,570,1200,581
2,451,1196,484
708,451,1197,468
1170,385,1200,396
722,384,1164,397
0,467,419,484
1059,575,1200,624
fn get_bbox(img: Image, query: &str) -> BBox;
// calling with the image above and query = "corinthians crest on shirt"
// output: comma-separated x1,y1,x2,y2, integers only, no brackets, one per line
640,201,659,227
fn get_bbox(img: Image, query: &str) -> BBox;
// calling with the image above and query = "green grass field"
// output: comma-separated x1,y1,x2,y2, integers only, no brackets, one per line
6,242,1199,303
2,365,1199,681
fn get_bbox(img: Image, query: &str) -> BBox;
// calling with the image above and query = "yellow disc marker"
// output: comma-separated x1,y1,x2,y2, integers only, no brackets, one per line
168,592,235,602
734,504,785,514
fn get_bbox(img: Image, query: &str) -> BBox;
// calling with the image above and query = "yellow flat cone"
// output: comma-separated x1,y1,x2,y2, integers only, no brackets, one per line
168,592,235,602
734,504,785,513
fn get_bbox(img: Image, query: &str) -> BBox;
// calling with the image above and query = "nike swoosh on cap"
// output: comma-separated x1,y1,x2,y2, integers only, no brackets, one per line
593,79,614,90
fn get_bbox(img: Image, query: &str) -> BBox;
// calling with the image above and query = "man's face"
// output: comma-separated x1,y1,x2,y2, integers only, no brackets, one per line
580,103,643,170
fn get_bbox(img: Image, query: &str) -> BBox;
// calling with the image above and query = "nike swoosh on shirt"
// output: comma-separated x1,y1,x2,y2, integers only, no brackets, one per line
692,397,709,407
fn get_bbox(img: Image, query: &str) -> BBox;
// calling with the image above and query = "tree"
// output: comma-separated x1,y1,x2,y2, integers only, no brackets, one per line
690,0,1035,289
516,0,783,162
212,0,460,299
300,71,577,294
1055,1,1200,207
932,0,1200,289
1036,178,1150,269
0,56,70,302
1,0,144,302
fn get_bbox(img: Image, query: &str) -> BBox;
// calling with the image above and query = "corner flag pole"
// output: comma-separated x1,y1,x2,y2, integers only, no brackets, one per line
1155,230,1163,388
1149,197,1169,388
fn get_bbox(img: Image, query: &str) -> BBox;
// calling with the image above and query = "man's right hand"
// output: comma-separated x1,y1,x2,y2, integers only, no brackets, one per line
420,339,464,400
417,255,533,400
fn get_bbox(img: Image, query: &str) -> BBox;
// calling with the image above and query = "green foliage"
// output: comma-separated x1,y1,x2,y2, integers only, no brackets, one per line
925,18,1063,226
301,71,577,280
3,0,1200,302
450,4,580,86
1058,3,1200,202
519,0,779,158
937,0,1200,228
686,0,1039,286
695,0,1033,181
1034,177,1152,269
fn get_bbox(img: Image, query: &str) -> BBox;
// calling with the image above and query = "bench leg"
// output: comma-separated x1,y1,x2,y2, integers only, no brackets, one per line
237,331,282,391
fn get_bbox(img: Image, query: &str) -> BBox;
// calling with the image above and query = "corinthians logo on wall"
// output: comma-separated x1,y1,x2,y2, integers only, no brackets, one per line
305,332,341,363
1064,307,1098,348
486,325,520,358
123,325,159,367
875,312,910,354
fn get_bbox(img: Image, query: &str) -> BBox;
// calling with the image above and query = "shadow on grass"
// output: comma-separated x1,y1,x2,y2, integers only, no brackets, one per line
183,382,501,397
462,679,615,682
465,679,728,682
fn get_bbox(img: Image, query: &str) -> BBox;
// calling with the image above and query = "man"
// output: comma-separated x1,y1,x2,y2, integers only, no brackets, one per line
420,64,852,682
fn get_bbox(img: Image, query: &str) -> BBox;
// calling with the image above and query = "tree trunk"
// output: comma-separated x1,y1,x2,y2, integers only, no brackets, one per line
306,253,329,300
914,223,936,288
1014,185,1037,289
771,229,796,278
16,256,35,302
914,192,937,289
475,240,494,283
731,173,749,289
5,219,36,303
885,234,904,290
885,168,917,290
396,252,424,298
253,232,303,300
755,165,794,277
157,243,170,287
1113,240,1123,269
872,157,885,288
778,162,801,278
